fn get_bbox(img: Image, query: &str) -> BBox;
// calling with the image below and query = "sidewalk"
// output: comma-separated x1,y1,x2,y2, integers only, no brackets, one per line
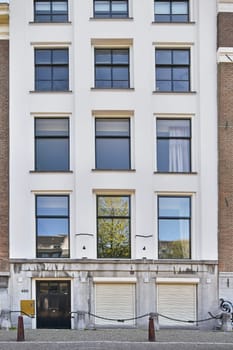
0,328,233,343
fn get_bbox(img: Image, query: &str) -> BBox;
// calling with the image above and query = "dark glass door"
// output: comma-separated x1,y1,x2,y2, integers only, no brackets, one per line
36,281,71,329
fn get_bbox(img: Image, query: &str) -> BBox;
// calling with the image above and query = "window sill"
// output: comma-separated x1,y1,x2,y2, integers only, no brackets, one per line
92,169,136,172
152,21,196,25
30,90,73,94
29,21,72,25
89,17,134,21
154,171,197,175
153,91,197,95
91,87,134,91
30,170,73,173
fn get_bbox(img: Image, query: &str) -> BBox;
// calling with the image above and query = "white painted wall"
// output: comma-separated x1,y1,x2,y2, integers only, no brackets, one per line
9,0,218,261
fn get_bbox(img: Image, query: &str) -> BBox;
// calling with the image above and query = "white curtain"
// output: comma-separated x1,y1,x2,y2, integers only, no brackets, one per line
169,126,189,172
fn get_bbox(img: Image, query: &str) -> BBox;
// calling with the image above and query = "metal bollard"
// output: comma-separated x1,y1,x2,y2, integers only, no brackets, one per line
17,316,25,341
148,313,156,342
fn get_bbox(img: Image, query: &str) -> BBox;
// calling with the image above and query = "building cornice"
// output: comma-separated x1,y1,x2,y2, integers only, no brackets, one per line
0,3,9,39
218,0,233,12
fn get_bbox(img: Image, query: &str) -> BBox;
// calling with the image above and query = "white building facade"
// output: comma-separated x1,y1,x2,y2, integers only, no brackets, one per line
9,0,218,329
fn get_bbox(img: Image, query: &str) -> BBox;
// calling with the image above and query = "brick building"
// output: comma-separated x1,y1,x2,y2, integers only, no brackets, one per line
0,1,9,310
218,0,233,301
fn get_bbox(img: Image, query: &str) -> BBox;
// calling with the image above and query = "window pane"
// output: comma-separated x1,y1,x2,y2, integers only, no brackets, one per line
36,118,69,137
112,1,127,13
156,67,172,81
112,50,129,64
156,81,172,91
96,138,129,169
52,1,67,12
112,67,128,80
95,67,111,80
157,139,190,172
157,119,190,137
173,81,189,91
173,50,189,64
53,67,68,80
156,50,172,64
172,2,188,14
95,50,111,64
155,2,170,14
36,81,52,91
36,67,52,80
36,139,69,171
96,119,129,136
98,196,130,216
35,2,50,12
173,67,189,81
98,218,130,258
36,50,51,64
159,197,190,217
159,219,190,258
52,49,68,64
94,1,110,12
37,196,68,216
37,218,68,236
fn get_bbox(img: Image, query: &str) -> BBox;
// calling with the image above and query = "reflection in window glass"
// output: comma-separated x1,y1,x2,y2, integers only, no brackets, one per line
158,196,191,259
35,118,69,171
97,195,131,258
36,195,69,258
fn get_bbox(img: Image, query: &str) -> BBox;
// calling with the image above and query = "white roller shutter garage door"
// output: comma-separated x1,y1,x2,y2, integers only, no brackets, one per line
157,283,197,326
95,283,136,326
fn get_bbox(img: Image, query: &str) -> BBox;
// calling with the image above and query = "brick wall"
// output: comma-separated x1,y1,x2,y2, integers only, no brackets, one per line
218,13,233,48
0,40,9,272
218,62,233,272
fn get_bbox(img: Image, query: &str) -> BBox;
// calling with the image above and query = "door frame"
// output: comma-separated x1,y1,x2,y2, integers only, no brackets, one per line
32,278,73,329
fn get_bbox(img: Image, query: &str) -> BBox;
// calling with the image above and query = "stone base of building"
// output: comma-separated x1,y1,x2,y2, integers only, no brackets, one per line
7,260,218,330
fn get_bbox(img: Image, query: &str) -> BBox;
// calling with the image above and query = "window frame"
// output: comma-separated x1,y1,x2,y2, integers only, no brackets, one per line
95,117,131,170
155,48,190,92
96,194,131,259
94,48,130,89
34,0,69,23
35,48,69,92
36,194,70,258
158,195,191,260
156,118,191,173
34,117,70,172
154,0,189,23
93,0,129,18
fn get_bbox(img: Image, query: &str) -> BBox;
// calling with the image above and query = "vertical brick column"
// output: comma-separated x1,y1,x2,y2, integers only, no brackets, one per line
0,40,9,272
218,12,233,272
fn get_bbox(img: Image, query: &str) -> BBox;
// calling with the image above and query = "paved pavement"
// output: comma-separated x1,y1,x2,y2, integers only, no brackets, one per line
1,328,233,349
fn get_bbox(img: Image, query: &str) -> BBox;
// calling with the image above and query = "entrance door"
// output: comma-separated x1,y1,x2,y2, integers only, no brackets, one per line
36,281,71,329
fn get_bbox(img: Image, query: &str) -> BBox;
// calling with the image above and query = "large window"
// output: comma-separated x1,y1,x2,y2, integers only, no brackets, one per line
95,49,129,88
95,118,130,170
156,119,191,172
36,195,69,258
35,118,69,171
97,195,131,258
35,48,69,91
94,0,128,18
154,0,189,22
158,196,191,259
34,0,68,22
155,49,190,92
